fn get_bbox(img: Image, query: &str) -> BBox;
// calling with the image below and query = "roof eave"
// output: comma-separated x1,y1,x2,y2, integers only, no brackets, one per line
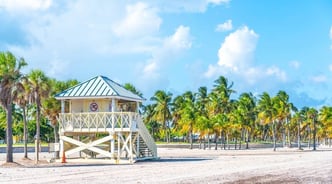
55,95,144,102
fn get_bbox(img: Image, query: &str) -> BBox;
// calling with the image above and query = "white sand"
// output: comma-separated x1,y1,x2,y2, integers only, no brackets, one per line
1,147,332,183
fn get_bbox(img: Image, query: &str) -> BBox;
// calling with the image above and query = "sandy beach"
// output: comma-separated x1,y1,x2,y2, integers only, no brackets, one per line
1,146,332,184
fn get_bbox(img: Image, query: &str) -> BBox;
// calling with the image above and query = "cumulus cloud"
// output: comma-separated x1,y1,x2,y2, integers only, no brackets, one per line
214,26,258,72
205,26,288,87
139,25,192,90
142,26,192,75
164,25,192,50
113,2,162,38
216,19,233,32
205,26,258,80
0,0,52,12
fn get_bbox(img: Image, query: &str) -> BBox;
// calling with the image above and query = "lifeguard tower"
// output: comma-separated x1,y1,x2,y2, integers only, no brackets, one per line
55,75,157,163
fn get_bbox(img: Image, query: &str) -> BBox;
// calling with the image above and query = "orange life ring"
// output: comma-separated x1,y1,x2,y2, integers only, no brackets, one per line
90,102,98,111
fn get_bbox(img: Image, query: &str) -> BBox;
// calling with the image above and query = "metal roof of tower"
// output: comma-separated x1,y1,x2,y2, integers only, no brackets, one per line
55,75,144,102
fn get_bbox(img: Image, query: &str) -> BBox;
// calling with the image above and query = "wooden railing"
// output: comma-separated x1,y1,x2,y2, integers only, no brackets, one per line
58,112,140,132
137,117,158,158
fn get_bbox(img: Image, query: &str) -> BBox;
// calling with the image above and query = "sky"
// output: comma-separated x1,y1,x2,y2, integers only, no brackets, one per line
1,0,332,108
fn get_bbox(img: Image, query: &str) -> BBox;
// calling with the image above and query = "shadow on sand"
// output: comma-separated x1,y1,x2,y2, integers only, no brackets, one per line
140,157,212,163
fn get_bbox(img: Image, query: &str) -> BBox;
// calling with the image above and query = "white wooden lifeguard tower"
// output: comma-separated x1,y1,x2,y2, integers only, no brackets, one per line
55,75,157,163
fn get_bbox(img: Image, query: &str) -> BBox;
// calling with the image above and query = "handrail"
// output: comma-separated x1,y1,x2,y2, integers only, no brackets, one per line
58,112,136,132
58,112,157,158
136,117,158,158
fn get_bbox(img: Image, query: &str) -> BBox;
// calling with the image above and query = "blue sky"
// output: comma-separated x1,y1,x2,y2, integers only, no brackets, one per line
1,0,332,108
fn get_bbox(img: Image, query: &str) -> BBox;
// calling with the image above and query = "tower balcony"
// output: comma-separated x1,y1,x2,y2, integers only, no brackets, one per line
58,112,141,134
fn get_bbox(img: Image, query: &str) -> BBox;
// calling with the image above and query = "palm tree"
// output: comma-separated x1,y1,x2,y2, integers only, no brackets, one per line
13,80,31,159
172,95,185,140
195,86,209,148
238,92,257,149
28,69,50,163
0,51,27,163
292,110,303,149
213,76,235,101
258,92,277,151
143,104,160,140
274,91,292,147
178,91,198,149
305,107,318,150
210,76,236,149
228,100,243,149
123,83,144,113
150,90,173,143
319,106,332,146
43,79,78,158
196,87,208,116
123,83,143,98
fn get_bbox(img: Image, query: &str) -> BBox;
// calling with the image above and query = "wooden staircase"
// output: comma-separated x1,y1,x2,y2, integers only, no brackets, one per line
135,118,158,160
59,112,158,162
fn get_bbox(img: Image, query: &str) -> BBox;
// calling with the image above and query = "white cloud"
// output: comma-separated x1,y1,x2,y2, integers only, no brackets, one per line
113,2,162,38
140,25,192,89
215,19,233,32
289,60,300,69
0,0,52,12
205,26,258,79
204,26,288,87
164,25,192,50
153,0,230,13
266,66,287,81
142,25,192,75
217,26,258,71
206,0,230,5
143,61,158,76
310,75,327,83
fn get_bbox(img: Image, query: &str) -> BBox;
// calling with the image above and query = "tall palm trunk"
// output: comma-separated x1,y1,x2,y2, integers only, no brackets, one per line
6,102,13,162
189,126,193,149
282,126,286,147
54,124,60,159
207,133,211,149
226,133,230,150
313,118,317,151
214,132,218,150
307,127,311,149
223,133,226,150
297,121,301,150
246,129,250,149
35,96,41,164
287,126,292,148
272,121,277,151
23,107,28,159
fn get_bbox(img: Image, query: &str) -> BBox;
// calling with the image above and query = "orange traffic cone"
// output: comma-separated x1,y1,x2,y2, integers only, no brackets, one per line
61,151,66,163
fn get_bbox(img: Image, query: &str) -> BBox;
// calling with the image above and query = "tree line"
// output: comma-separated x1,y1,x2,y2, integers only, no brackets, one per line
1,51,332,164
0,51,78,163
144,75,332,151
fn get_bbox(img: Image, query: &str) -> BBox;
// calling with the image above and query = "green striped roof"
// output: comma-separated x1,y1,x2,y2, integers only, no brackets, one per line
55,75,144,102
